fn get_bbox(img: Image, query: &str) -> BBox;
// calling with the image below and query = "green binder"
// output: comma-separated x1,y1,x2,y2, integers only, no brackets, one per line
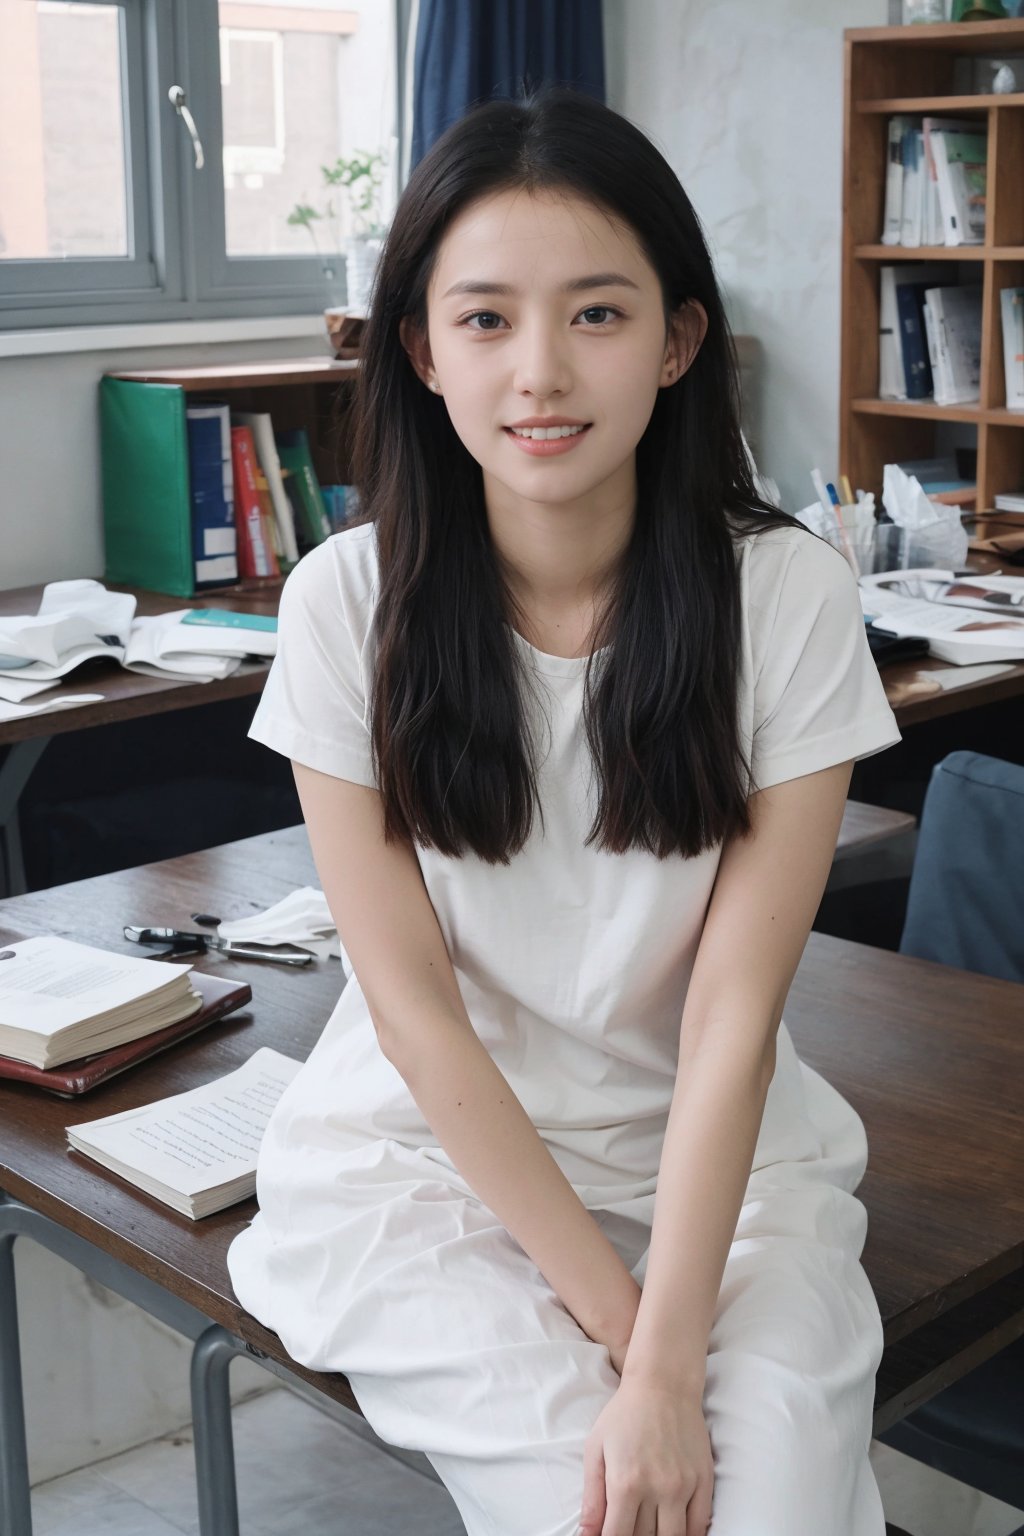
101,377,195,597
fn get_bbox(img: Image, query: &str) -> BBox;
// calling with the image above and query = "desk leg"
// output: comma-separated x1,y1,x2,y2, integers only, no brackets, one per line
0,1233,33,1536
191,1325,241,1536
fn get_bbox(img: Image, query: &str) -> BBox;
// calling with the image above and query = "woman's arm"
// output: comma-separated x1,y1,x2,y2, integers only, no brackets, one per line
620,758,855,1393
292,761,642,1352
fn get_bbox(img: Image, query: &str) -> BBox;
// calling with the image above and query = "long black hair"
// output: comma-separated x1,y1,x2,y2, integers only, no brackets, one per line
350,85,804,864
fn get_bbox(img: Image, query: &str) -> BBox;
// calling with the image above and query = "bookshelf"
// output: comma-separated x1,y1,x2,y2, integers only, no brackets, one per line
840,19,1024,512
101,357,358,597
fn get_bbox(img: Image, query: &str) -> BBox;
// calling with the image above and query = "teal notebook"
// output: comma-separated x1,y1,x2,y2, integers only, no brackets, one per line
182,609,277,632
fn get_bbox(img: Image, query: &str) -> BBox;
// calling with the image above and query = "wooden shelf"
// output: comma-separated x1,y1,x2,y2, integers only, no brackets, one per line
854,245,1024,261
856,94,1024,114
851,399,1024,425
853,244,984,260
840,22,1024,511
109,358,359,391
852,398,981,423
846,19,1024,50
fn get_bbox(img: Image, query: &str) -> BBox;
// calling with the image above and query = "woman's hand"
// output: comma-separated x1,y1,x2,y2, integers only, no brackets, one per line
578,1377,714,1536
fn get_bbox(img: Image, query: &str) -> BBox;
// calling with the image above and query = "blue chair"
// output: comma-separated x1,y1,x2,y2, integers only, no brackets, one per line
879,751,1024,1521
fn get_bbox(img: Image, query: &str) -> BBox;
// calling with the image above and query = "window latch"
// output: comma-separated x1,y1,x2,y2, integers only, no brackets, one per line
168,85,205,171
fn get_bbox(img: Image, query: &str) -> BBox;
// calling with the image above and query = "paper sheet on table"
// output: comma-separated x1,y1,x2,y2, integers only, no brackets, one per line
0,643,126,682
0,692,104,723
0,675,59,704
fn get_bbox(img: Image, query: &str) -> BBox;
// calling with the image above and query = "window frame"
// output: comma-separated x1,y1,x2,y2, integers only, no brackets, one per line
0,0,405,331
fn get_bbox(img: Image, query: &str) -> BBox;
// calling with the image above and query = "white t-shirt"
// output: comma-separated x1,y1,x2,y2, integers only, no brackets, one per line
248,520,901,1202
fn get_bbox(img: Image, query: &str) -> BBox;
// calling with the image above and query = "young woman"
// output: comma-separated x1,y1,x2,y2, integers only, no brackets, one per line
227,86,901,1536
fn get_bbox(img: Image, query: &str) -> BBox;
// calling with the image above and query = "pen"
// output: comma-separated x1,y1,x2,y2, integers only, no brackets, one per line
810,467,833,518
825,481,862,578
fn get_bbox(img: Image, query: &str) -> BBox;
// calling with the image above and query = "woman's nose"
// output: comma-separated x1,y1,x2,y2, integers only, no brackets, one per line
512,324,572,398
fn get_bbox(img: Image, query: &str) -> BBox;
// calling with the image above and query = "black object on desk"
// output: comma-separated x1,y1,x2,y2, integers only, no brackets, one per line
865,624,931,667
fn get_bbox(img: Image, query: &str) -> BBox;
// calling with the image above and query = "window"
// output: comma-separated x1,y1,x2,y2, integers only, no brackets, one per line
0,0,404,329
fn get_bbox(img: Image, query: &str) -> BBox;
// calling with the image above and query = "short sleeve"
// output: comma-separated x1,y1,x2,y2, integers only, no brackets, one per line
748,531,902,791
248,531,377,787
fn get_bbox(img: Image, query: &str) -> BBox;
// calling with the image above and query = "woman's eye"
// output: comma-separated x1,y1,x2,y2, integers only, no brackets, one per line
463,311,506,331
460,306,621,332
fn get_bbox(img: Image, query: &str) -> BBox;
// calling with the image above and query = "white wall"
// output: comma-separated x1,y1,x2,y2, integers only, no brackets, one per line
605,0,888,513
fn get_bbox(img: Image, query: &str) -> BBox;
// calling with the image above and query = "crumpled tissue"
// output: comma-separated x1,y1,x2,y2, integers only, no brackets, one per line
217,887,348,971
882,464,969,569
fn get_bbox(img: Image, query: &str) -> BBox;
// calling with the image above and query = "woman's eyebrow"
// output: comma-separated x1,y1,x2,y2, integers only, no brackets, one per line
441,272,641,299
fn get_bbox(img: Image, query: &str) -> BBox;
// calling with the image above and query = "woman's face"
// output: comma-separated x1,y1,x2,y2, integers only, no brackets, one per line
403,186,705,517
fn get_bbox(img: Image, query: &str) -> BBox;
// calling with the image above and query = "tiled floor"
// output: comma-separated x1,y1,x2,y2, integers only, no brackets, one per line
26,1386,1024,1536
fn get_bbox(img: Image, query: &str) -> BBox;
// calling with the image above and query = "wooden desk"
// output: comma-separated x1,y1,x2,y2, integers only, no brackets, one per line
0,582,279,748
0,581,282,894
0,826,1020,1446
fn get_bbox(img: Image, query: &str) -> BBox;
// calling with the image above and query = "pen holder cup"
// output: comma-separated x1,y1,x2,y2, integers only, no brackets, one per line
825,520,907,577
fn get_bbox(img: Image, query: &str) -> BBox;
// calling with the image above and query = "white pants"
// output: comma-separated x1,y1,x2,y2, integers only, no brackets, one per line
227,1066,886,1536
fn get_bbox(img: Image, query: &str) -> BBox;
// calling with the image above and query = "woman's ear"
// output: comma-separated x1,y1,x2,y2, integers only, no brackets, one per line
399,315,440,393
660,300,709,388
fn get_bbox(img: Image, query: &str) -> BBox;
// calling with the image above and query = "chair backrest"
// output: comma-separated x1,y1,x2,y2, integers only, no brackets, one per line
899,750,1024,985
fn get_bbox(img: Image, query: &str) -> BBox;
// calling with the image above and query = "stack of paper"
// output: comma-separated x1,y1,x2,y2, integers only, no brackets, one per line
67,1047,302,1218
0,579,135,718
0,936,202,1070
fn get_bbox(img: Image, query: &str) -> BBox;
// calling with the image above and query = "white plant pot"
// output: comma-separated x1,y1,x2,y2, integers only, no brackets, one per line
345,235,383,313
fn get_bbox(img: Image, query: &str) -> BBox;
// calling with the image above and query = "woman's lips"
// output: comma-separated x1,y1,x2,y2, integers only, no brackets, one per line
503,425,593,457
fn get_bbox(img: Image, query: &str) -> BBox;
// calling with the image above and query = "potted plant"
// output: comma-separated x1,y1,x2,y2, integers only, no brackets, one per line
287,147,388,316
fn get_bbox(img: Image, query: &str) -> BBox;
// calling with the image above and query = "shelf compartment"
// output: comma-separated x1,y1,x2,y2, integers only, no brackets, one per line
985,259,1024,410
989,110,1024,248
983,423,1024,504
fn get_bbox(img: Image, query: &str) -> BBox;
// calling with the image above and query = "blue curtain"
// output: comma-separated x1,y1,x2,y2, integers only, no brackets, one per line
411,0,605,169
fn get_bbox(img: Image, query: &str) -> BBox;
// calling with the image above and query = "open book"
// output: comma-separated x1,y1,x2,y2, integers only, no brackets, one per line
0,936,202,1070
67,1047,302,1218
860,570,1024,665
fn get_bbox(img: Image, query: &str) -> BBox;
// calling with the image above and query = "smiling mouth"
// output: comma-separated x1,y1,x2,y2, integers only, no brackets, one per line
505,424,592,440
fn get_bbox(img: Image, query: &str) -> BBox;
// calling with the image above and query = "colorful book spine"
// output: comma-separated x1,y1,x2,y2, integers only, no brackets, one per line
895,282,933,400
275,429,332,547
186,405,238,588
231,409,301,569
230,426,278,579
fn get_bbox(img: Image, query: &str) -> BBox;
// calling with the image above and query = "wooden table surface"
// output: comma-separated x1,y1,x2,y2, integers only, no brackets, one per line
0,826,1021,1431
3,546,1024,745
